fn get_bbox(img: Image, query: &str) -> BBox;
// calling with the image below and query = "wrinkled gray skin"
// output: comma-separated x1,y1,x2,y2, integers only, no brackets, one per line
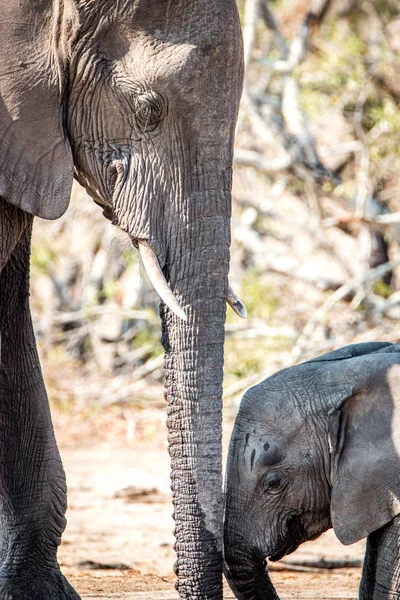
0,1,243,598
224,342,400,600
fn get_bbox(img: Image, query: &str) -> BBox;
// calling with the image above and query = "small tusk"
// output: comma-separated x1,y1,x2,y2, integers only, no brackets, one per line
138,242,188,322
227,286,248,319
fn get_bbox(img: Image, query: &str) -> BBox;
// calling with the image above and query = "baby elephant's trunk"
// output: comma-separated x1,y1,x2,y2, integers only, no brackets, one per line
223,527,280,600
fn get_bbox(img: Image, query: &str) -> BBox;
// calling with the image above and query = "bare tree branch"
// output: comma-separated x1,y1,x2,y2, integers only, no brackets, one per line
234,148,292,173
291,259,400,363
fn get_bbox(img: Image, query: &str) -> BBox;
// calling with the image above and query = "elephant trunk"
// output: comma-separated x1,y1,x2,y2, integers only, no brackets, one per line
224,527,280,600
161,184,231,598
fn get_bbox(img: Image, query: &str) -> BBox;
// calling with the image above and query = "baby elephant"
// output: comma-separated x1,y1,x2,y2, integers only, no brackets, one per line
224,341,400,600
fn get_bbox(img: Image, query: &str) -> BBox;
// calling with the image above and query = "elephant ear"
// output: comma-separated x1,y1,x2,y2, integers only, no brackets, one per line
325,348,400,545
0,0,73,219
306,341,393,364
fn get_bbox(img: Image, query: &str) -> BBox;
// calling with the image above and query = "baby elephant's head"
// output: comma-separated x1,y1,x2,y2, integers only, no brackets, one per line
223,342,400,600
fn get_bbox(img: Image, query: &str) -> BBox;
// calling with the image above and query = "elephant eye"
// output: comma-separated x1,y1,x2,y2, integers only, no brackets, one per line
268,478,281,489
134,89,165,133
264,473,282,493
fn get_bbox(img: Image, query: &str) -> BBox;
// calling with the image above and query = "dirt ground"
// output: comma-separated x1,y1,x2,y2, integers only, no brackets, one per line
53,408,365,600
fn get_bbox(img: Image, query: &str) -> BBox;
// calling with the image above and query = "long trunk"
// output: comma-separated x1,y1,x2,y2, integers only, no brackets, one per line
224,525,280,600
161,192,230,598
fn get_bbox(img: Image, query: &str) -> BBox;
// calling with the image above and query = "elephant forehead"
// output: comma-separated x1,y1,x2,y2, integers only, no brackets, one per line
130,0,242,45
240,381,305,425
120,38,219,84
99,0,242,59
95,2,243,83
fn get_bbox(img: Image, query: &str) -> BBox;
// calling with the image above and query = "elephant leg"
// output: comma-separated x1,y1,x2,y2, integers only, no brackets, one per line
0,199,80,599
360,515,400,600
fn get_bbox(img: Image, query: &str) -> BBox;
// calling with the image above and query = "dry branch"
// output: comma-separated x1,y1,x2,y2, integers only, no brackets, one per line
242,0,261,74
270,558,362,573
292,259,400,363
241,0,336,186
234,148,292,173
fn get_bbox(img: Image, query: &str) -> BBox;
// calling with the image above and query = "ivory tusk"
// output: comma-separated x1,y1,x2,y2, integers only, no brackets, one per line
227,286,248,319
139,242,246,321
138,242,188,321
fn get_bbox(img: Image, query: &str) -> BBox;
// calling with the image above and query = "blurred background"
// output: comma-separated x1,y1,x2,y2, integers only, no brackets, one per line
29,1,400,593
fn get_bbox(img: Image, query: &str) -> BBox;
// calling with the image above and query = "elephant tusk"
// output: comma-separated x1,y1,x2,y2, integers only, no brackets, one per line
138,242,246,321
227,286,248,319
138,241,188,322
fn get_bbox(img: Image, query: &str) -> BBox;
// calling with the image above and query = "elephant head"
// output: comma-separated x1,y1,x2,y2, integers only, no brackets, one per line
224,342,400,600
0,1,244,597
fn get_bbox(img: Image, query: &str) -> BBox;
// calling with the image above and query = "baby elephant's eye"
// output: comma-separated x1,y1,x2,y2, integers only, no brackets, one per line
134,89,165,133
264,472,282,493
268,478,281,489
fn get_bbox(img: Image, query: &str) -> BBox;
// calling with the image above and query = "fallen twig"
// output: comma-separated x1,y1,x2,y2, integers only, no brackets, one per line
77,560,132,571
270,557,362,573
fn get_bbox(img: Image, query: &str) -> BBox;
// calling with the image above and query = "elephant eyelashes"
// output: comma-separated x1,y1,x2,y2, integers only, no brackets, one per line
133,89,165,133
263,473,282,493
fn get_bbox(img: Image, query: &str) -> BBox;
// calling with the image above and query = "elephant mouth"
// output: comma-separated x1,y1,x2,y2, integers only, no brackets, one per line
269,541,300,562
268,514,305,562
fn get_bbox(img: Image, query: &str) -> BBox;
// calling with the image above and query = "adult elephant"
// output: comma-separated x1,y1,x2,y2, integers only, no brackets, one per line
0,1,244,598
224,342,400,600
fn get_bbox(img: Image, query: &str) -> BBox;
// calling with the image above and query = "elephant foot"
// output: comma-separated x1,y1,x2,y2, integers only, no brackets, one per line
0,571,81,600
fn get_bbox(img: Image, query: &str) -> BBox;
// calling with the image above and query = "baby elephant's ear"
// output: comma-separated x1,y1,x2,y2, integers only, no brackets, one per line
307,341,393,364
0,1,73,220
327,354,400,545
